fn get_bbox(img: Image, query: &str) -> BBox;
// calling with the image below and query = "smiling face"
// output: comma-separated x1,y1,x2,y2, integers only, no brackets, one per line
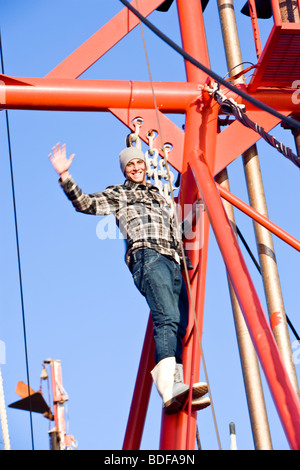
125,158,147,184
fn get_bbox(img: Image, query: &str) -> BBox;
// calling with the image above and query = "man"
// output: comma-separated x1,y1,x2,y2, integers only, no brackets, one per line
49,142,210,414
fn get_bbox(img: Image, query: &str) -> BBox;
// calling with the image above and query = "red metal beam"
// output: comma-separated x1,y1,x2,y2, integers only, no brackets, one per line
217,183,300,252
190,151,300,450
2,76,299,113
0,76,192,173
45,0,166,79
247,0,263,58
2,74,298,177
270,0,283,26
176,0,209,83
122,315,155,450
0,76,199,113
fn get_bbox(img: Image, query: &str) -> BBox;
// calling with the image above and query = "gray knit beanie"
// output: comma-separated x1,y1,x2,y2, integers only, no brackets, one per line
119,146,145,175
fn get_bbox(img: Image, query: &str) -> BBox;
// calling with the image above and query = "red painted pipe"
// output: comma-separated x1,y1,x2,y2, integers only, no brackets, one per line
1,76,299,115
190,151,300,450
122,315,155,450
0,76,200,112
217,183,300,252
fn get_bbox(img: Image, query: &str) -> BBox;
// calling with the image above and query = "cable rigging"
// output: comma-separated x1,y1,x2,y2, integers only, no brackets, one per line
0,31,35,450
213,85,300,169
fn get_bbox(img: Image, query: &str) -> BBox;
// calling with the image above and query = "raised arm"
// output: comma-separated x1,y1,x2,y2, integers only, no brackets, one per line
48,143,75,181
49,142,122,216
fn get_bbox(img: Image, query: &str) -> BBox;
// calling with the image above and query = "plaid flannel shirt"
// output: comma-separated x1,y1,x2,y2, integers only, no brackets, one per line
59,175,183,268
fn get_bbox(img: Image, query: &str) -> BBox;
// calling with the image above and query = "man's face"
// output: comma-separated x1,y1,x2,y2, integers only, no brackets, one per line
125,158,146,184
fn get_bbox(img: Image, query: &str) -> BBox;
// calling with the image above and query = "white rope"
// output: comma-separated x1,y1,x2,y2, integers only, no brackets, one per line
0,367,10,450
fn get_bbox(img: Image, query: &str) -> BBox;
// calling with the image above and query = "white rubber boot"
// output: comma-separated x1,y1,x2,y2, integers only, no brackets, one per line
151,357,189,414
175,363,208,400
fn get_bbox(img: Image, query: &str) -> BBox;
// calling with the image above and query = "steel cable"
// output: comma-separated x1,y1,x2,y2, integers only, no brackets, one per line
0,31,35,450
214,89,300,169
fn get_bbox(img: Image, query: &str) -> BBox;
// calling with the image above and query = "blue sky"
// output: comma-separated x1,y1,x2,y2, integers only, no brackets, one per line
0,0,299,450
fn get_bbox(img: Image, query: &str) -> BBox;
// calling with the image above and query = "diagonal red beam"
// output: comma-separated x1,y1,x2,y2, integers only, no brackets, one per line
217,183,300,252
190,151,300,450
45,0,166,79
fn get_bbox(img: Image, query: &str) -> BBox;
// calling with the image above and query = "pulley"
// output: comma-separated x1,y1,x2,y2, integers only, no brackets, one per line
125,117,143,149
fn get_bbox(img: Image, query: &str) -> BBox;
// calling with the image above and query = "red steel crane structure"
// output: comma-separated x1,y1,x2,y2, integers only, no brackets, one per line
1,0,300,450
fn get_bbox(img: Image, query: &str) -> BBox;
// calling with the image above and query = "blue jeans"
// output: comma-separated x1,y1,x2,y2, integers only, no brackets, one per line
131,248,189,365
